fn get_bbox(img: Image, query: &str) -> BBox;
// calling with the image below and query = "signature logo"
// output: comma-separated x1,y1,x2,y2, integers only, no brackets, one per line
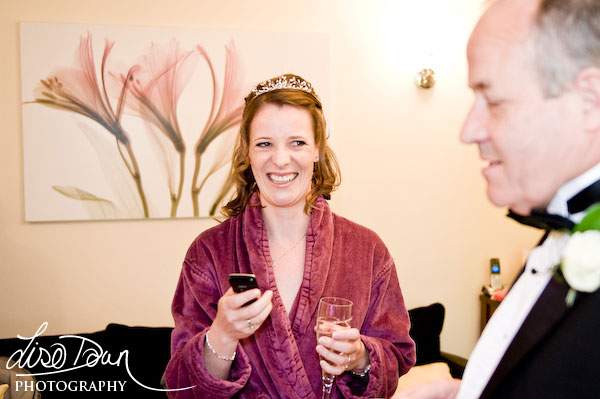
6,322,194,392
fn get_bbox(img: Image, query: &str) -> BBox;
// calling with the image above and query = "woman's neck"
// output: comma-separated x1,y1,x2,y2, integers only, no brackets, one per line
261,202,311,244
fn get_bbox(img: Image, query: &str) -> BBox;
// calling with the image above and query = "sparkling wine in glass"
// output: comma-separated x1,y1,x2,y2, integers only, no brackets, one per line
316,297,353,399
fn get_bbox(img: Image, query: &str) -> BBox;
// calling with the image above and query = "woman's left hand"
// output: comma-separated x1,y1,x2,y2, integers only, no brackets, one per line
316,327,370,376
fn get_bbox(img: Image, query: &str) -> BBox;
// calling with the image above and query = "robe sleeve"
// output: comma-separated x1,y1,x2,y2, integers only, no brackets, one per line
164,240,252,398
337,256,416,398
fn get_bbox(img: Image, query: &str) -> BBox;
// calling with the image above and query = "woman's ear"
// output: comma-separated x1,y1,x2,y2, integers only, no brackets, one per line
575,66,600,133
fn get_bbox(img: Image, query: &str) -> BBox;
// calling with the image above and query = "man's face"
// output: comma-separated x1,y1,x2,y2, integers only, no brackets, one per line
461,0,584,215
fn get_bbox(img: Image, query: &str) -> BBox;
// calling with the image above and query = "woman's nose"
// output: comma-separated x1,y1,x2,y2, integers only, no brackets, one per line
272,147,291,166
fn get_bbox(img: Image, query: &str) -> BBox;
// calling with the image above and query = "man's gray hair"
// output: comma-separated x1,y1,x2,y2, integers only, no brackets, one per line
534,0,600,97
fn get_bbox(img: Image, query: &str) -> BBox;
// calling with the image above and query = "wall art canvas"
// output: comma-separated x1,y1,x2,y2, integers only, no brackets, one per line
20,22,330,221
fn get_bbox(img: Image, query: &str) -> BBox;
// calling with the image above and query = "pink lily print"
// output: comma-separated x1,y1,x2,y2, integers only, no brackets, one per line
29,33,150,218
192,41,244,216
121,39,198,217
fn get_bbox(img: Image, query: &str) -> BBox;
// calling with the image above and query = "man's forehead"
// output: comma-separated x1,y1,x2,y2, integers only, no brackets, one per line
467,0,540,89
476,0,539,35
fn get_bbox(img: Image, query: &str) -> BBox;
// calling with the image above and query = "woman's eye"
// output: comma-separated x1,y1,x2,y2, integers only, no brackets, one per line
256,142,270,147
292,140,306,146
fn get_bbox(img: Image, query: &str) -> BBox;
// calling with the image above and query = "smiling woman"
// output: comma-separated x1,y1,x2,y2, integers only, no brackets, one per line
222,73,340,217
248,104,318,211
164,73,416,399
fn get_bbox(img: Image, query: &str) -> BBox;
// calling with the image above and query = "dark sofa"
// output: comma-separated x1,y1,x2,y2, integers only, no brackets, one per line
0,303,464,398
408,303,467,379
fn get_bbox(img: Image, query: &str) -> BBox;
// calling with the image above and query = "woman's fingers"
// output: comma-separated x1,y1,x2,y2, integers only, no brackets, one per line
331,328,360,341
316,344,349,366
228,288,262,309
237,291,274,331
214,289,273,340
254,293,274,325
318,358,346,376
240,289,273,316
318,332,360,355
317,327,366,372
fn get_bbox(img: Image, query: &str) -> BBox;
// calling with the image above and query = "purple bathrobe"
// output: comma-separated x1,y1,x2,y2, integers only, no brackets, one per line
165,196,415,398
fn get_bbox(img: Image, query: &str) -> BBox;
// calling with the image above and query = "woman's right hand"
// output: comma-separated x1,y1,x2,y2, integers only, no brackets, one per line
203,288,273,379
210,287,274,344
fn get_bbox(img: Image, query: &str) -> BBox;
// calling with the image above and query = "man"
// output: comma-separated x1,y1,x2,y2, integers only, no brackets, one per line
398,0,600,398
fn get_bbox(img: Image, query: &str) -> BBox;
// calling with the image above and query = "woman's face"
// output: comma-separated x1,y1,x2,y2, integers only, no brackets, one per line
248,103,318,212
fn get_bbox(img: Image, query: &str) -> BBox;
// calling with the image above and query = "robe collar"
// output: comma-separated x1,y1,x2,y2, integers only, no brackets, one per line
236,194,334,399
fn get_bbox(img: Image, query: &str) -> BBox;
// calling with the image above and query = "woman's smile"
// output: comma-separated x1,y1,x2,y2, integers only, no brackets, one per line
267,173,298,184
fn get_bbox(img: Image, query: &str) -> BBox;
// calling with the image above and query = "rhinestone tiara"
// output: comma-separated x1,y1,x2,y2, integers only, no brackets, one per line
251,75,314,98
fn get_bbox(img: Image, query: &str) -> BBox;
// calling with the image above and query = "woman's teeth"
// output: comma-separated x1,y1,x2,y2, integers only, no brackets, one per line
268,173,297,183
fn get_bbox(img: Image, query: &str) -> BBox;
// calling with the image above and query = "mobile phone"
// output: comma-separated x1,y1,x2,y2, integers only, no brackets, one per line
229,273,259,306
490,258,502,290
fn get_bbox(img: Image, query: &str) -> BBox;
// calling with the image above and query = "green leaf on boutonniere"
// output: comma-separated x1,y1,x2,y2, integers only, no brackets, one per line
573,203,600,233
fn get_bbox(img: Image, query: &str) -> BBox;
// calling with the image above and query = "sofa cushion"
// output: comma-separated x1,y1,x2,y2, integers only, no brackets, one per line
408,303,444,365
0,324,173,398
392,362,452,397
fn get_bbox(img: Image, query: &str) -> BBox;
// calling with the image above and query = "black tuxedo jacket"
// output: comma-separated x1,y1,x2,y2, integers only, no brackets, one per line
481,193,600,398
481,276,600,398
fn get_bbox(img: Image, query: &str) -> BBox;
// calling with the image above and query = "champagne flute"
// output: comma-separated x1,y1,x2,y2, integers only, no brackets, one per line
316,297,353,399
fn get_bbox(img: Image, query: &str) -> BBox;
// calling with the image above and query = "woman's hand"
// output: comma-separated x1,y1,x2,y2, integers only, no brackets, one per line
316,326,369,376
204,287,273,379
210,287,273,349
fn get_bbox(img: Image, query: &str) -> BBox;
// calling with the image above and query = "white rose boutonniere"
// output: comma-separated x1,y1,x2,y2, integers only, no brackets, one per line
559,204,600,307
561,231,600,291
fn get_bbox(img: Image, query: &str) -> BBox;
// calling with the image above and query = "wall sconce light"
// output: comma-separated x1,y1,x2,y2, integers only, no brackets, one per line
415,68,436,89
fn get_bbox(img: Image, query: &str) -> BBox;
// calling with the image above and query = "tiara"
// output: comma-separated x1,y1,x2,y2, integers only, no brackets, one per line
251,75,314,98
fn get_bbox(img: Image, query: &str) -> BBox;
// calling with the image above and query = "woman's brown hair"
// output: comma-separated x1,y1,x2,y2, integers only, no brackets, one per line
221,74,340,218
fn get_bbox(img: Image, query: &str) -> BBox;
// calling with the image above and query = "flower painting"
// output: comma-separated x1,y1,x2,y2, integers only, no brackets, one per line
20,22,330,221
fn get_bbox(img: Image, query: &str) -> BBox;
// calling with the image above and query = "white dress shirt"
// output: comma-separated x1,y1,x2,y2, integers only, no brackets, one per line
457,162,600,399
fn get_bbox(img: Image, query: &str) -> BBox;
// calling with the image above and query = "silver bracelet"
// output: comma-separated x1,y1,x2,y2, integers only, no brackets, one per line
205,330,236,361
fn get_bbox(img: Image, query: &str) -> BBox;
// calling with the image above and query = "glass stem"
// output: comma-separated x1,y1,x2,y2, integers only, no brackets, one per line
322,376,334,399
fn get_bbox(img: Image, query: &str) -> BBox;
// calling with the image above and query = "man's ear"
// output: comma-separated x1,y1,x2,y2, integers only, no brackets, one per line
575,66,600,132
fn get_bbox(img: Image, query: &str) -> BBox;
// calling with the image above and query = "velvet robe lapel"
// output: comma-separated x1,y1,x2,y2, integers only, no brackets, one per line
481,276,571,397
294,198,335,337
237,196,334,399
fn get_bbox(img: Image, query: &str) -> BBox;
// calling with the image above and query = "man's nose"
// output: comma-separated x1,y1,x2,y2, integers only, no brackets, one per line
460,101,489,144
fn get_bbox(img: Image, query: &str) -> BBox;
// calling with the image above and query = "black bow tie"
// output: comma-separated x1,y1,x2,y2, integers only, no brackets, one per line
567,178,600,214
507,178,600,231
507,209,575,231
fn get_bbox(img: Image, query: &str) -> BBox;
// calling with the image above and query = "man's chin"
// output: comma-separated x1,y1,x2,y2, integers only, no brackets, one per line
507,205,534,216
487,188,533,216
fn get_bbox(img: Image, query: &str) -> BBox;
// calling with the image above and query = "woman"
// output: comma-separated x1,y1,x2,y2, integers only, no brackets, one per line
164,74,415,398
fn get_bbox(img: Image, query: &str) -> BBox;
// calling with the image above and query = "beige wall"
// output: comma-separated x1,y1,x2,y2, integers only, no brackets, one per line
0,0,541,359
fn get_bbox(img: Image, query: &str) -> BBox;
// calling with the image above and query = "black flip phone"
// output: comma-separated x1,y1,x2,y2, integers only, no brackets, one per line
229,273,259,306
